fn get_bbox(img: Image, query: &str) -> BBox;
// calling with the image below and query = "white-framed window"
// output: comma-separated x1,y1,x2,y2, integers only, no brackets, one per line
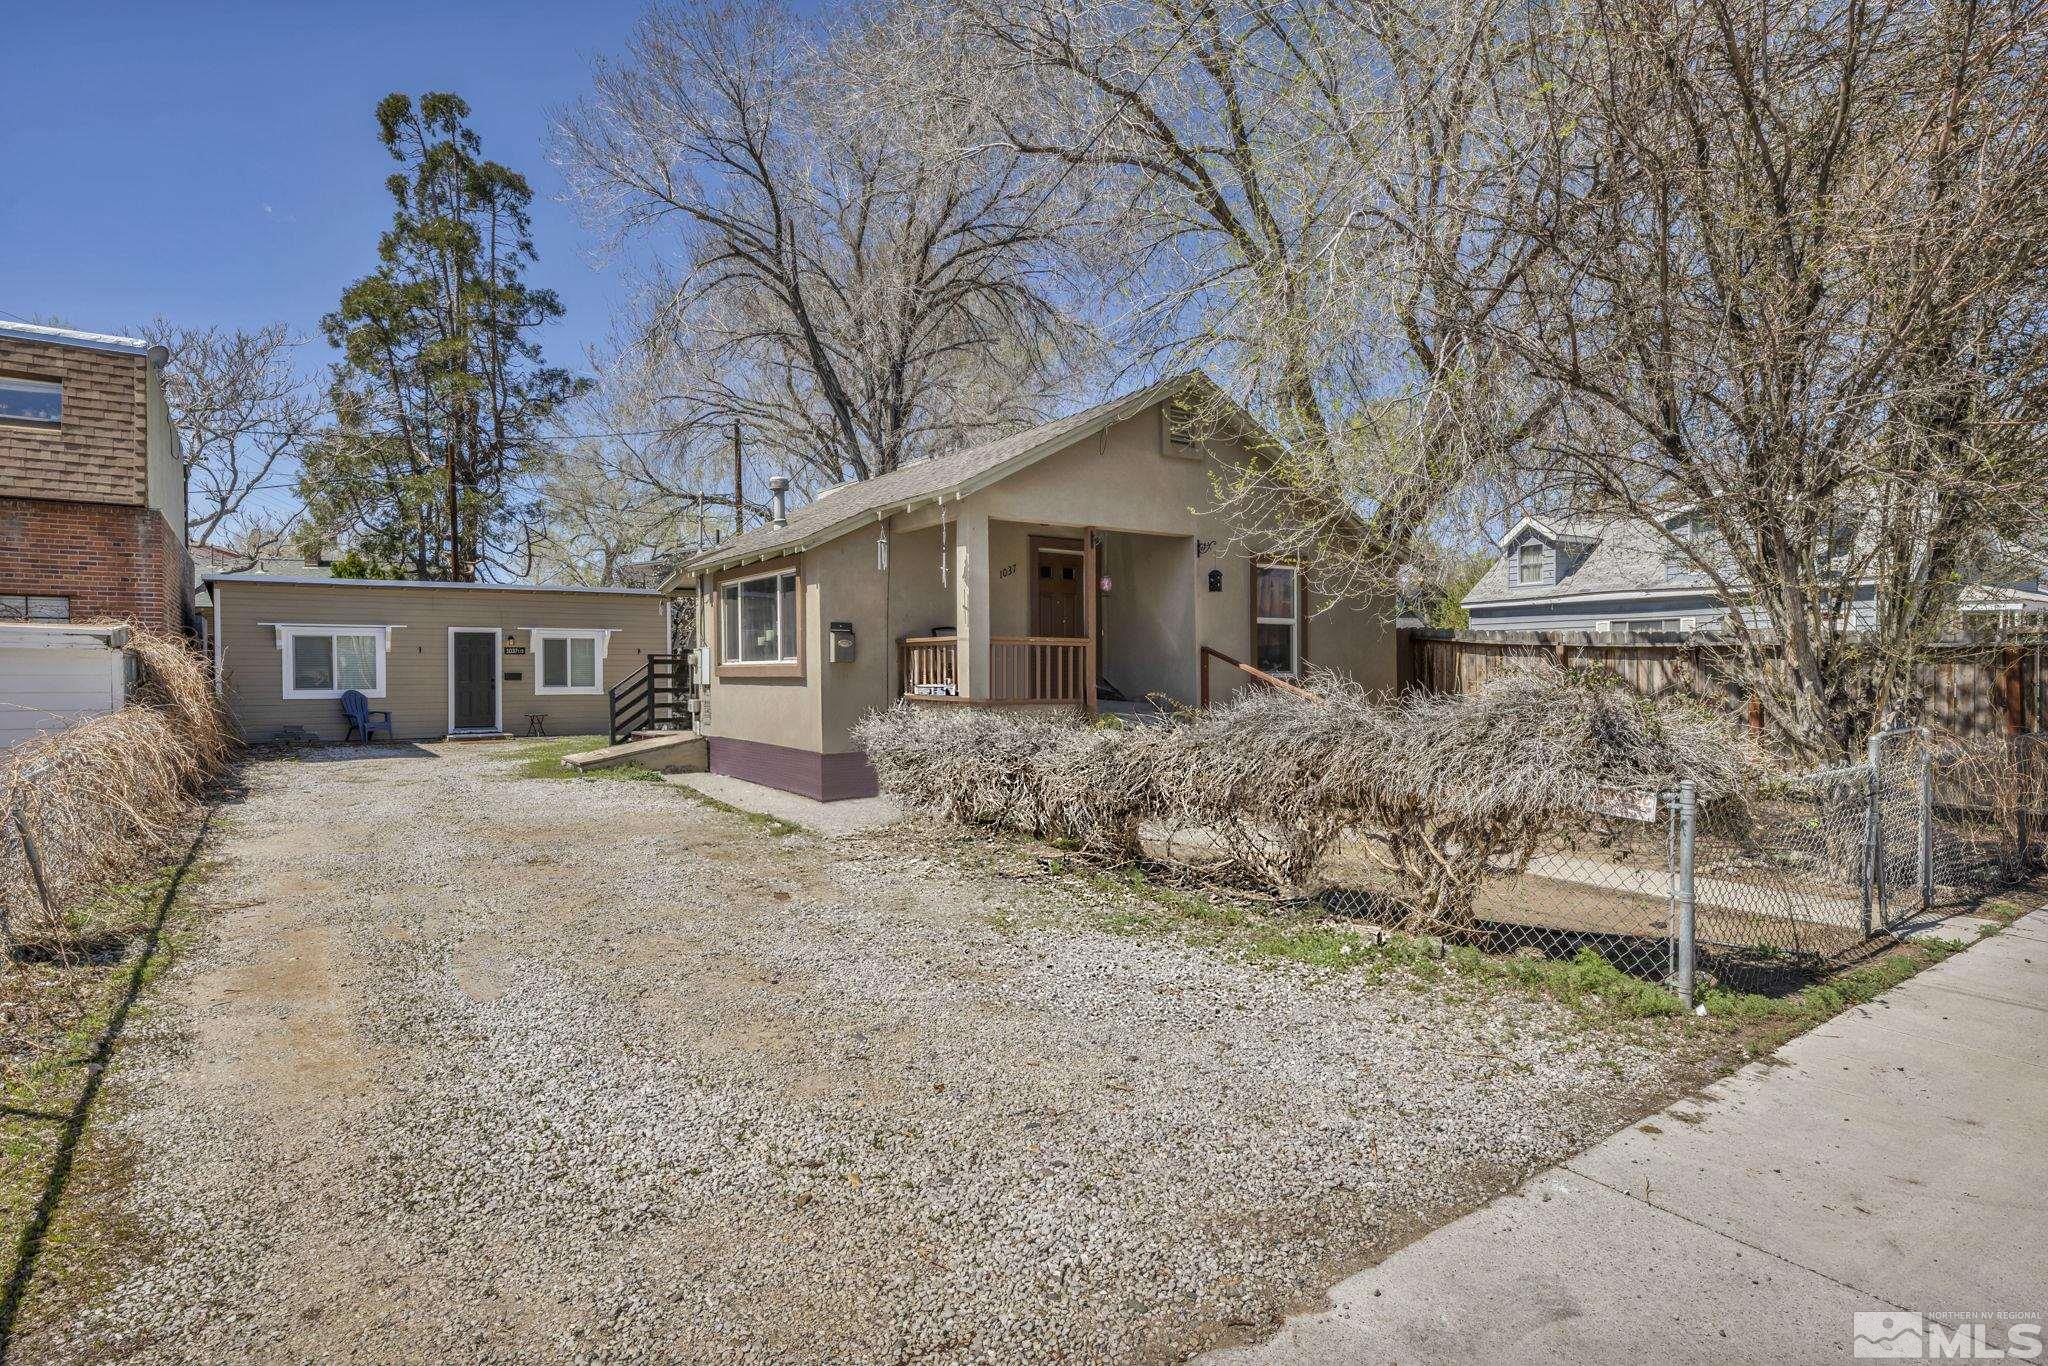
532,628,607,694
1254,562,1300,677
0,376,62,425
1516,541,1546,585
719,569,799,665
280,626,386,699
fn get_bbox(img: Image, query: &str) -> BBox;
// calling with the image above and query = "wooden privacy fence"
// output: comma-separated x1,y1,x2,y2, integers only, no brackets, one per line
1398,629,2046,737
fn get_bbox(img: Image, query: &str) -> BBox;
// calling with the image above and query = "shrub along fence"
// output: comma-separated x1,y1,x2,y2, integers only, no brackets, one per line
859,672,2045,1006
0,629,230,962
1321,726,2042,1000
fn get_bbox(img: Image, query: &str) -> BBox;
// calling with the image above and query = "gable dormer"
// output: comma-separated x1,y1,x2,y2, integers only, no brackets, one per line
1499,518,1589,589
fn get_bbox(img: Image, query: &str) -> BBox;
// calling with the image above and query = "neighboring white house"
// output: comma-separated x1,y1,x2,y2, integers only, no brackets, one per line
0,623,132,751
1460,513,2048,636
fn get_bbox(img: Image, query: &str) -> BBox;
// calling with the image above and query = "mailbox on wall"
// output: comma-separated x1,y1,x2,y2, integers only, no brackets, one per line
829,620,857,662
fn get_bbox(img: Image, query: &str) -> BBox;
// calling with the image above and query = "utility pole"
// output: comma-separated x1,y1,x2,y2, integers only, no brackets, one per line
732,422,745,535
448,439,461,581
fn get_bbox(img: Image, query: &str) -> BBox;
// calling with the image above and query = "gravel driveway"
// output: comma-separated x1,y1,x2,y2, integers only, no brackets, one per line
35,742,1700,1363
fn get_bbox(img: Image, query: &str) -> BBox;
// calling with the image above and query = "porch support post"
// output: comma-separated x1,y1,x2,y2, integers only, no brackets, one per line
1082,528,1099,714
954,505,991,702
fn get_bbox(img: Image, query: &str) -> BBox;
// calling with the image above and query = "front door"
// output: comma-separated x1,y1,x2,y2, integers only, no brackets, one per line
452,631,498,732
1031,538,1083,637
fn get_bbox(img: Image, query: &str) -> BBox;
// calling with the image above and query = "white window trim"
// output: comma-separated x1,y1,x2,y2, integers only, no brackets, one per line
1254,561,1302,679
718,568,800,665
1515,540,1548,587
274,624,393,700
526,627,613,695
448,627,505,734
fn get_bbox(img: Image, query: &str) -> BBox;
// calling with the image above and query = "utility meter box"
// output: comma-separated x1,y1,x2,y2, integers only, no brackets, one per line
829,620,857,663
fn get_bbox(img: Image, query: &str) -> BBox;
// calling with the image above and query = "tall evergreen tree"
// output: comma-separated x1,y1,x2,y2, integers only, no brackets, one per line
300,92,581,580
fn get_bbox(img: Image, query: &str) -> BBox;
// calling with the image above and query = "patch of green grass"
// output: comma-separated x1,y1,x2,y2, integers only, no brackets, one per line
2,837,220,1350
668,786,806,838
502,736,665,783
499,738,805,835
1700,936,1969,1023
940,826,2003,1043
1057,858,1684,1021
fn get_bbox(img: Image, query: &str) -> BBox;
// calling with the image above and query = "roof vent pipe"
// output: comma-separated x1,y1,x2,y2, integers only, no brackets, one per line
768,475,790,529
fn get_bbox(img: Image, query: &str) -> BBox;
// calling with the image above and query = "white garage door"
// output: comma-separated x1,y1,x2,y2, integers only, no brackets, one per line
0,627,130,751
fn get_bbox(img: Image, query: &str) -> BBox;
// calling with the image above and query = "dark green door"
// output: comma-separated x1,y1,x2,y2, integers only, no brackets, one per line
453,632,497,731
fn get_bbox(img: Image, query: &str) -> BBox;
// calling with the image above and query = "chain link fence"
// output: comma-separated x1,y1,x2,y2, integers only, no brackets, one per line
1318,729,2045,1005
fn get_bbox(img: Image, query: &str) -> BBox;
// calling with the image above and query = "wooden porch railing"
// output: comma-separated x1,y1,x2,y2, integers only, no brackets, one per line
899,635,961,697
990,636,1090,704
897,634,1094,705
1198,645,1318,707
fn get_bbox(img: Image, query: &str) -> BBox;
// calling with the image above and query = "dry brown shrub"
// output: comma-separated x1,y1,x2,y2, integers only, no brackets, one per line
1330,669,1753,936
2,627,232,959
855,666,1756,935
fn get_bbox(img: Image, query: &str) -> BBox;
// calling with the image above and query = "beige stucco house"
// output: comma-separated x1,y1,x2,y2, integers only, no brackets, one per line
209,575,669,743
669,374,1397,801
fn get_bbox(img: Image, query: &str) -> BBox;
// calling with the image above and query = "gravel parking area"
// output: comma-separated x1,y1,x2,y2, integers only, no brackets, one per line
30,742,1706,1363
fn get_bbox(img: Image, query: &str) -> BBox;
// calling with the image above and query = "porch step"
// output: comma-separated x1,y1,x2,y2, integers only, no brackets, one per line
563,731,708,775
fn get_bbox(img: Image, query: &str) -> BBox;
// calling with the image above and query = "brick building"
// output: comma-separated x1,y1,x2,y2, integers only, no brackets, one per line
0,321,190,632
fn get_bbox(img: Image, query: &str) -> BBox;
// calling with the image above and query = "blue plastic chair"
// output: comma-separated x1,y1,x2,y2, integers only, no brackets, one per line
341,689,393,743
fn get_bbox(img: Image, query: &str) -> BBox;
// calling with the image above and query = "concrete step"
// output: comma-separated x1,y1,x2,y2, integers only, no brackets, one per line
562,731,708,775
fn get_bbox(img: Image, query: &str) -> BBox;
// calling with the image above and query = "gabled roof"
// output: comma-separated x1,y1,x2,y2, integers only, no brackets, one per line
668,372,1232,585
1464,515,1680,608
1496,515,1604,549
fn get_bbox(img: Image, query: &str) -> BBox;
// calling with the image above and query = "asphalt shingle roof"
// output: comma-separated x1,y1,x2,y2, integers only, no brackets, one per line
1462,515,1684,607
674,373,1206,581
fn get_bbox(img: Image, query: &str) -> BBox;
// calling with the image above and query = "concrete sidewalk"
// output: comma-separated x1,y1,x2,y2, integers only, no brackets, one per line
1211,912,2048,1364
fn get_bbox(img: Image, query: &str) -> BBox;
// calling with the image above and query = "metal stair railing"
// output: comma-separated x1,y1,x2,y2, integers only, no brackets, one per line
607,653,692,746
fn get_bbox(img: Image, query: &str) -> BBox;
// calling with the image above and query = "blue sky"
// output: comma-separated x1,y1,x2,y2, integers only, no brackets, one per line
1,0,661,375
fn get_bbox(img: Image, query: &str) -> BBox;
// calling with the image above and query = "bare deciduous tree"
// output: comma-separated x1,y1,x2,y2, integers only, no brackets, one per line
1502,0,2048,760
945,0,1558,595
143,319,319,554
530,341,745,585
555,1,1093,492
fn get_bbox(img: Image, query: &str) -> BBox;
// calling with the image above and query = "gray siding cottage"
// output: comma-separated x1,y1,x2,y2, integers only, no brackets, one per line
1461,514,2048,636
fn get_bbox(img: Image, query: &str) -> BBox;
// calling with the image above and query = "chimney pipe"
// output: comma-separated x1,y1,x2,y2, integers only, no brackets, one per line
768,475,790,528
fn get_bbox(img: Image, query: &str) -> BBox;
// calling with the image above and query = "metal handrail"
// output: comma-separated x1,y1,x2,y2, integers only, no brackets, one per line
607,654,689,745
1198,645,1319,707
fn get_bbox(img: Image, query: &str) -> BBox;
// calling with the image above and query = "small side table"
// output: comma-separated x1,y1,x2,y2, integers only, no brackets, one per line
525,713,548,737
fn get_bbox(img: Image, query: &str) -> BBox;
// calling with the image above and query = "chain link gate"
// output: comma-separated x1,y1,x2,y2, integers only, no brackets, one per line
1319,728,2042,1010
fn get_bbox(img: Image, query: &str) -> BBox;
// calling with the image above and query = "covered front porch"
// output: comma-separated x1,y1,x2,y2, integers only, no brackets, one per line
891,516,1207,712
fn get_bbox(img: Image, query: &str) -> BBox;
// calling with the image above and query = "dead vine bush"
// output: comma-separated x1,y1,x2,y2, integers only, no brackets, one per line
1,628,232,961
855,666,1755,938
